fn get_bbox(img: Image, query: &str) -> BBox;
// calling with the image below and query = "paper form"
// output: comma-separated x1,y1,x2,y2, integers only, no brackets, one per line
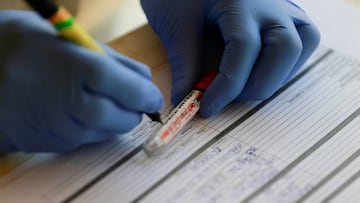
0,44,359,203
118,47,360,203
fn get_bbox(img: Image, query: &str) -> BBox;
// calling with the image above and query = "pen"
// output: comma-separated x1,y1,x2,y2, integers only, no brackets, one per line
24,0,163,124
143,71,217,156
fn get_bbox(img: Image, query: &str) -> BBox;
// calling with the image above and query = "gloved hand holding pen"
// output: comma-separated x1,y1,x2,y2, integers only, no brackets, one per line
141,0,320,117
0,11,163,152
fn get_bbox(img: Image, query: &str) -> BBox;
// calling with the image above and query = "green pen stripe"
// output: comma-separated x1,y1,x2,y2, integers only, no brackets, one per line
53,18,75,30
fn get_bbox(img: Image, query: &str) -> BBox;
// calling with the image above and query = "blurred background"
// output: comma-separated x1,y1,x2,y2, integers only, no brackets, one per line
1,0,359,60
0,0,146,42
295,0,360,60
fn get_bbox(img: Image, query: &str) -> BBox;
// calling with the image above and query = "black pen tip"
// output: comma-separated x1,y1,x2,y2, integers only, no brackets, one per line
146,112,163,124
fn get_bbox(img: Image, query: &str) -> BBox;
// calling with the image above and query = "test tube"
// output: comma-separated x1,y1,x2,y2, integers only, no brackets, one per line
143,72,217,156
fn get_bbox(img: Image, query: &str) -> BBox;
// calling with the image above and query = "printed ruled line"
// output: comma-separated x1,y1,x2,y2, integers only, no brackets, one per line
296,148,360,202
62,145,143,203
277,91,360,160
242,107,360,203
290,118,360,184
321,169,360,203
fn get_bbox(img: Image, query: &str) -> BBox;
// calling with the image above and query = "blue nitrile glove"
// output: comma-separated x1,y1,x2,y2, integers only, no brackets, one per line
141,0,320,117
0,10,163,153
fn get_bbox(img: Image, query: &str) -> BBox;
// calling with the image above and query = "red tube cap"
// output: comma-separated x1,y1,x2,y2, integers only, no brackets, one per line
194,71,217,91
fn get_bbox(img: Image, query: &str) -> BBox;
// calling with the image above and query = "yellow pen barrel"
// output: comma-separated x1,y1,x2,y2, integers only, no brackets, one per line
57,23,105,54
49,7,105,54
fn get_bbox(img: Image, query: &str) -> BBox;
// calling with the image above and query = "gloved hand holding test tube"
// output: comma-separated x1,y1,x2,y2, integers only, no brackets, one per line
143,72,217,156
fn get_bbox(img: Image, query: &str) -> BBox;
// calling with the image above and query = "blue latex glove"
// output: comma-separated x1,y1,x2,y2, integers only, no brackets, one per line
0,11,163,153
141,0,320,117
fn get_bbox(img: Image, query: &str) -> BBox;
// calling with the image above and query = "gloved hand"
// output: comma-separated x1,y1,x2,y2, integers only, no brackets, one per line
0,11,163,153
141,0,320,117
